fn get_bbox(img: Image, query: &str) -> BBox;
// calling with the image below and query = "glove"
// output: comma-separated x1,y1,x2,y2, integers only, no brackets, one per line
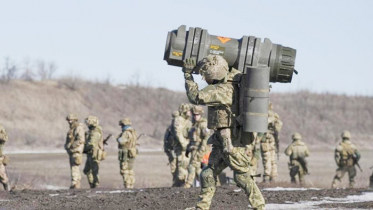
182,58,196,74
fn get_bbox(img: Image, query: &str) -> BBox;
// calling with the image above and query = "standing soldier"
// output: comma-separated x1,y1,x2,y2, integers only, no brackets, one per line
117,118,137,189
332,131,361,188
0,125,9,191
183,55,265,210
164,111,179,185
260,103,282,183
284,133,310,185
65,114,85,189
172,103,192,187
83,116,104,188
184,106,209,188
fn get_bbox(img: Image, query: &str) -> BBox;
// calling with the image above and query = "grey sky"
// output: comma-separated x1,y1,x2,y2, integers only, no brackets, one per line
0,0,372,95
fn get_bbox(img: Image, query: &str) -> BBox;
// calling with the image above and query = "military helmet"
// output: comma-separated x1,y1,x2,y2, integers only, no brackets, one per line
172,111,179,118
85,116,99,127
179,103,191,114
66,113,78,121
192,106,204,115
119,118,131,126
269,102,273,110
292,132,302,140
341,130,351,139
200,55,229,81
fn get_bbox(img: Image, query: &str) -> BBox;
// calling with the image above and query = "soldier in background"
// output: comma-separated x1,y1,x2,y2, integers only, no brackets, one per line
184,106,209,188
0,125,9,191
284,132,310,185
65,114,85,189
172,103,192,187
183,55,265,210
332,131,361,188
83,116,104,188
260,103,283,183
117,118,137,188
164,111,179,185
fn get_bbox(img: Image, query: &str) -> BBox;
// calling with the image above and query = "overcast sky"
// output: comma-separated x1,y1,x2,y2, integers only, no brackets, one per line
0,0,372,95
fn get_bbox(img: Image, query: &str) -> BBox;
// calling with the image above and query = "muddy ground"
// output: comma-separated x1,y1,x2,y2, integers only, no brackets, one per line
0,186,372,210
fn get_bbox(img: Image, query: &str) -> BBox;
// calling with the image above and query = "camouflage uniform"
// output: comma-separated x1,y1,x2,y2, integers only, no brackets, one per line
65,114,85,189
83,116,104,188
172,103,193,187
332,131,360,188
284,133,310,185
184,55,265,210
117,118,137,188
164,111,178,185
260,105,282,182
0,125,9,191
184,106,210,188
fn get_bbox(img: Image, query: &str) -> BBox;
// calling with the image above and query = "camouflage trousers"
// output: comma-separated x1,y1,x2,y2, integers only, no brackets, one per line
196,130,265,210
0,161,8,185
185,149,205,188
174,149,190,187
119,158,135,188
165,150,177,181
260,149,277,182
83,154,100,188
288,160,305,184
69,153,83,189
332,165,356,188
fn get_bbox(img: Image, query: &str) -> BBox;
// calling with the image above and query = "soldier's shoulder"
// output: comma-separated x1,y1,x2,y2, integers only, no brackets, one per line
336,143,344,151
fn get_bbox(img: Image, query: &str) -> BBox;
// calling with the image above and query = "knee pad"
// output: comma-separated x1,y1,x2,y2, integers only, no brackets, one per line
200,167,215,188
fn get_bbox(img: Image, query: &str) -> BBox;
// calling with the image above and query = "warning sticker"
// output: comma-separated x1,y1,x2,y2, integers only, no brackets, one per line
208,45,225,56
217,36,231,44
172,51,183,57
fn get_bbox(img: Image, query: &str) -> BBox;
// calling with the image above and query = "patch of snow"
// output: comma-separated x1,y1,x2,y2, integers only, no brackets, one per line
49,194,59,197
44,185,69,190
265,192,373,210
233,189,242,192
96,190,135,194
263,187,321,191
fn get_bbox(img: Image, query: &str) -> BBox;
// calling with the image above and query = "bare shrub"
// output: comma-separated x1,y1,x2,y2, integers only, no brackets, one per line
1,57,18,83
58,75,84,91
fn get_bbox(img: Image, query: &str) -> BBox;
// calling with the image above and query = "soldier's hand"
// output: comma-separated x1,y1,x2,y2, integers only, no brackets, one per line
183,58,196,74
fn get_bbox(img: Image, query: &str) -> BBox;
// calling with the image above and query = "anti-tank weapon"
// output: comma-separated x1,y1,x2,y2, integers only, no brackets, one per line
164,25,297,132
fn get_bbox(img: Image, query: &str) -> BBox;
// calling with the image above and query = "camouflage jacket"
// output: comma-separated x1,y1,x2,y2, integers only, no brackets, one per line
335,140,360,167
184,70,240,129
117,127,137,150
285,140,310,160
260,132,276,153
172,115,192,152
85,126,103,155
189,117,209,150
268,110,283,134
65,122,85,154
0,125,8,157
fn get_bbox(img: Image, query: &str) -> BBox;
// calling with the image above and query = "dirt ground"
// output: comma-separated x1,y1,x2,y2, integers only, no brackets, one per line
1,150,373,209
0,186,372,210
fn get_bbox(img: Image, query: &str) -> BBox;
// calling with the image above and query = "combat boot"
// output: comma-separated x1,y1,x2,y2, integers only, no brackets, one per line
184,183,192,189
349,181,355,188
262,175,270,183
3,183,10,192
269,177,275,183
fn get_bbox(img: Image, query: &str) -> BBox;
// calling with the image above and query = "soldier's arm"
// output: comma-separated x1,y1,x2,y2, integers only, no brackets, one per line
305,145,310,157
86,131,101,150
284,144,292,156
71,126,85,153
184,73,234,105
200,121,210,146
334,146,342,166
118,131,130,146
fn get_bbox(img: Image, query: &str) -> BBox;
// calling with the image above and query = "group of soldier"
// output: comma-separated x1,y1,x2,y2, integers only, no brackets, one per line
0,53,369,210
65,114,138,189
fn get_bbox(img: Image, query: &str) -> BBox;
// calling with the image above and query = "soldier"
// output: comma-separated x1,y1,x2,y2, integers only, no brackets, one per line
260,103,282,183
65,114,85,189
83,116,104,188
184,106,209,188
164,111,178,185
117,118,137,188
183,55,265,210
332,131,361,188
0,125,10,191
172,103,193,187
284,133,310,185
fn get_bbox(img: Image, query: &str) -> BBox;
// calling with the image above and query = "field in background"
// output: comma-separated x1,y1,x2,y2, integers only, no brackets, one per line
0,79,372,151
5,150,373,190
